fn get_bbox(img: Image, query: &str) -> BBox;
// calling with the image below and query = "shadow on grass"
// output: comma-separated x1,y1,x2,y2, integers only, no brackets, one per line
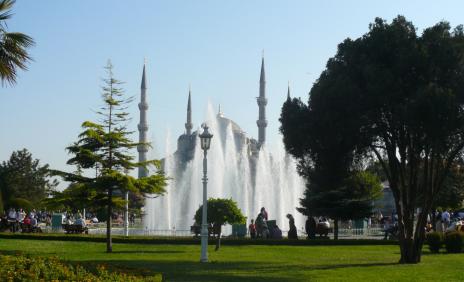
307,262,398,270
111,250,185,254
76,259,294,282
0,250,23,256
73,259,400,282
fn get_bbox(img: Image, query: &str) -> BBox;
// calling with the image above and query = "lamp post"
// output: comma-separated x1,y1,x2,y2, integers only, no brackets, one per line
124,191,129,237
199,123,213,263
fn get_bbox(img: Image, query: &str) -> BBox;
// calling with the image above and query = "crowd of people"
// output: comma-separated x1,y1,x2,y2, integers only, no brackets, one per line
0,208,52,233
247,207,299,240
428,209,464,233
376,209,464,239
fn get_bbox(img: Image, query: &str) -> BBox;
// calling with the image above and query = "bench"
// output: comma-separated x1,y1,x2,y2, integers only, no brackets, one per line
20,223,42,233
190,225,215,237
62,224,88,234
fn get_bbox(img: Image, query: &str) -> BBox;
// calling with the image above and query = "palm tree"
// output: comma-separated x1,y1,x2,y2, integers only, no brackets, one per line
0,0,34,86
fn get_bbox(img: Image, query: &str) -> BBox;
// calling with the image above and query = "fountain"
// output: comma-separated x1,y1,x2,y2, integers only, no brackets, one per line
144,103,306,234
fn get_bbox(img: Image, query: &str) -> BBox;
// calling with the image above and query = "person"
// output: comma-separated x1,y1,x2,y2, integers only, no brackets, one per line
65,216,73,225
23,215,31,226
305,216,316,239
383,217,391,240
255,213,269,239
91,215,99,223
287,214,298,239
442,210,451,230
7,208,15,220
75,215,86,227
19,209,26,221
248,219,256,239
435,212,443,233
15,209,22,222
30,215,38,227
260,207,268,221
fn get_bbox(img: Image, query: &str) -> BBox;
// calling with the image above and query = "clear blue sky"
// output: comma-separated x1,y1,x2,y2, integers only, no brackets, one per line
1,0,464,180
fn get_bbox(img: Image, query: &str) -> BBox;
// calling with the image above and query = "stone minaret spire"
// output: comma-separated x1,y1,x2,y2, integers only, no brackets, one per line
287,81,291,102
185,86,193,135
256,54,268,145
137,63,149,178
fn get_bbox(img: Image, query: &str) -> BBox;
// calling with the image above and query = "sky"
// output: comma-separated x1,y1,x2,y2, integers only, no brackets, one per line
2,0,464,184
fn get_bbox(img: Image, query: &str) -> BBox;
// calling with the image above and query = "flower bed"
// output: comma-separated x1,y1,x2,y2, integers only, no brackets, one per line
0,254,162,281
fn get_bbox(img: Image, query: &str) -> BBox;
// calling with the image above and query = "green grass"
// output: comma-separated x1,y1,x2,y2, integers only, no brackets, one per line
0,238,462,281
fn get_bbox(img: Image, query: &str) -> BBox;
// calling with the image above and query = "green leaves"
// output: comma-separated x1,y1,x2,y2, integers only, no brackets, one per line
194,198,246,226
281,15,464,262
0,0,34,86
50,62,168,250
0,149,57,210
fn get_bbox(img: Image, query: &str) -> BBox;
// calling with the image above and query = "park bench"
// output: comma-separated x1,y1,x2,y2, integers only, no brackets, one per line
20,223,42,233
190,225,215,237
62,224,88,234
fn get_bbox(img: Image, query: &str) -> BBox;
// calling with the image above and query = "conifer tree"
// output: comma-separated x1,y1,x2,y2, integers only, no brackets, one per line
53,61,167,253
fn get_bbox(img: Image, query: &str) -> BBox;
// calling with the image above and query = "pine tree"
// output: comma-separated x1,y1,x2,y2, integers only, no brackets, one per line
53,61,167,252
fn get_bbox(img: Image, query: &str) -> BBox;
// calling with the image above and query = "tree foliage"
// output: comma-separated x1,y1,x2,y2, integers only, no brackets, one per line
280,16,464,263
0,149,57,212
194,198,246,227
0,0,34,86
52,61,168,253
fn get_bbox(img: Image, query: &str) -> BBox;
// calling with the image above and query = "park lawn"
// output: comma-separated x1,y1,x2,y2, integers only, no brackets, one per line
0,239,462,281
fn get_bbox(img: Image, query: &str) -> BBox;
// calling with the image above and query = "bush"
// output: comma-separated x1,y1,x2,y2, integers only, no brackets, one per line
426,232,443,253
444,231,464,253
0,254,162,281
0,233,400,246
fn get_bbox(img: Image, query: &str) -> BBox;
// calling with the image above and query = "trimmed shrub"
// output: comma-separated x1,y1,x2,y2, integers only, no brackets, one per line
0,233,399,246
444,231,464,253
0,254,162,281
426,232,442,253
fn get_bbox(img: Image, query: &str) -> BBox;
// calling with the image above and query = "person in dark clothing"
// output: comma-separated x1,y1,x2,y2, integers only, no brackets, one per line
287,214,298,239
305,216,317,239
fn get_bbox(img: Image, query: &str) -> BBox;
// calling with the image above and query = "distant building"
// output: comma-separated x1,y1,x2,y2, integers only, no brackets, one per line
374,182,396,216
168,56,268,168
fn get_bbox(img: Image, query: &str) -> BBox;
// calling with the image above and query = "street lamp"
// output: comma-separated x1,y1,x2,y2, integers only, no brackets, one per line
199,123,213,263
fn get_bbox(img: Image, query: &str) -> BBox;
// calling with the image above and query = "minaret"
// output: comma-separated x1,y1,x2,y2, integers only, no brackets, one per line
137,63,149,178
217,104,224,117
185,86,193,135
256,55,268,145
287,81,291,102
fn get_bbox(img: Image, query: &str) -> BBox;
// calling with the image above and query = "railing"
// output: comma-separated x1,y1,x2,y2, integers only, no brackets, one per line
87,228,191,237
335,227,384,238
39,225,386,239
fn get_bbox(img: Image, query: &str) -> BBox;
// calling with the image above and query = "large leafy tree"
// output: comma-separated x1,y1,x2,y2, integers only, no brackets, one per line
0,0,34,86
53,61,168,253
280,16,464,263
0,149,57,211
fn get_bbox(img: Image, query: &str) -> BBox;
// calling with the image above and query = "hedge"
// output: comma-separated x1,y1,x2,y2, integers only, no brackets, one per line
444,231,464,253
426,232,443,253
0,233,399,246
0,254,162,281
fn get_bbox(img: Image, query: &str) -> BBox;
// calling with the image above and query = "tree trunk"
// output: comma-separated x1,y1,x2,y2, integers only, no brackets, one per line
398,237,423,264
396,206,429,264
106,187,113,253
333,219,339,240
215,225,222,251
